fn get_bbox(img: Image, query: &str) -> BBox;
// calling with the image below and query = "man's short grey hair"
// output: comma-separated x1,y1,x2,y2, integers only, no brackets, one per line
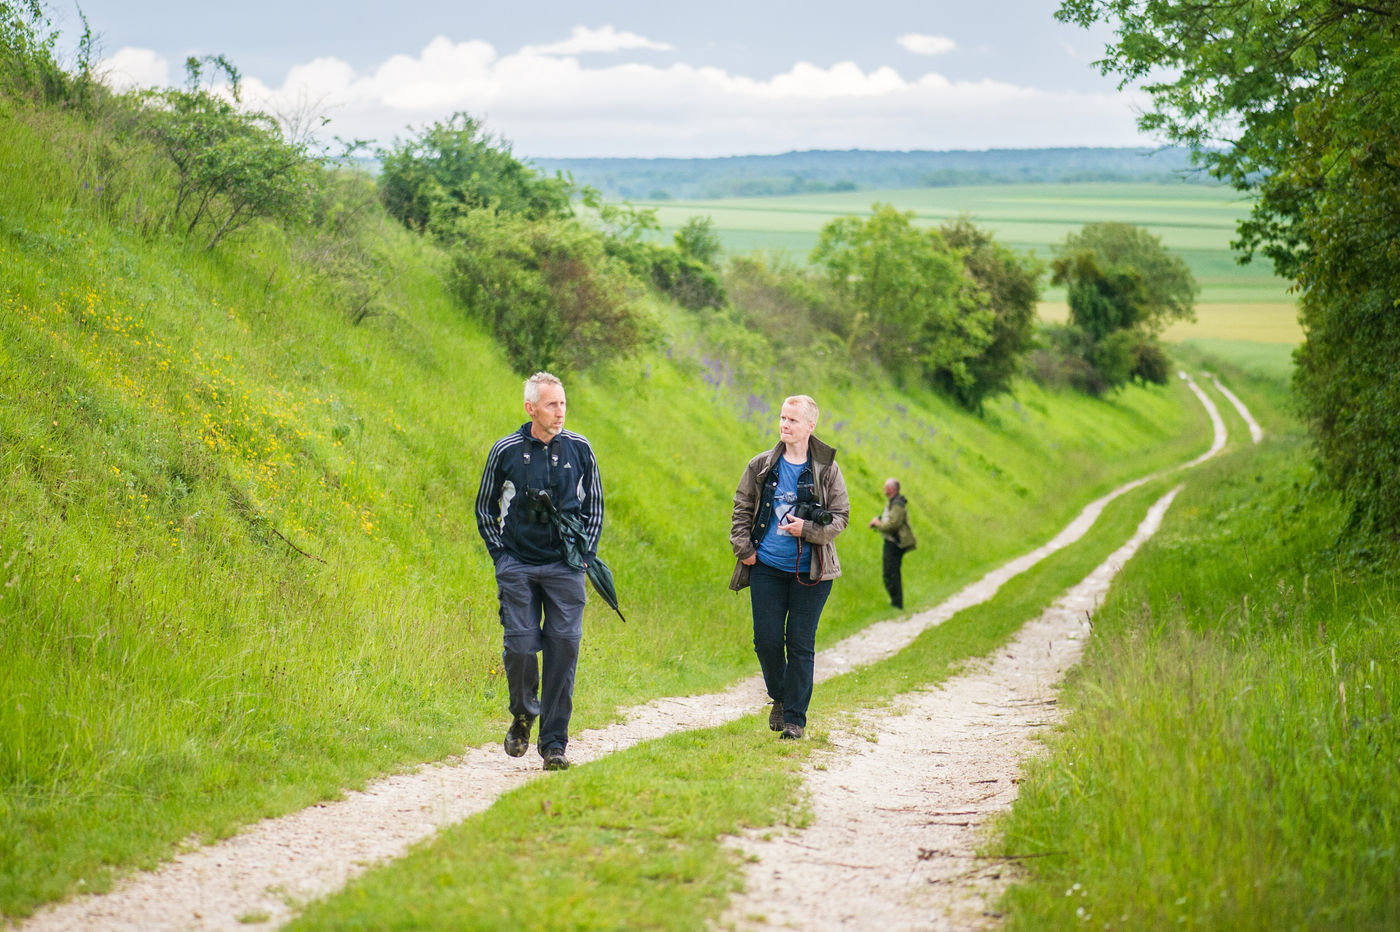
885,477,900,492
524,371,564,404
783,394,819,428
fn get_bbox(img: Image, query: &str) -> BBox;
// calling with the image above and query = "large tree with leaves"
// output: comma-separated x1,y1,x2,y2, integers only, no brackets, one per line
1057,0,1400,549
812,204,994,399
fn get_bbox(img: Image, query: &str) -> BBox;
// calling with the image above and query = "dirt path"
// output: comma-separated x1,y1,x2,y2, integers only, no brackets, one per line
1207,371,1264,444
717,372,1243,931
718,488,1181,931
16,376,1234,932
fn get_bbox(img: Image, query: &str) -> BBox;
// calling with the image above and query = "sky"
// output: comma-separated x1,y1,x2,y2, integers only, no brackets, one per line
62,0,1154,159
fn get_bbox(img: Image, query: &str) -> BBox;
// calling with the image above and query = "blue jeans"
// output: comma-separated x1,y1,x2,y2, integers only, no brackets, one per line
494,554,586,755
748,560,832,728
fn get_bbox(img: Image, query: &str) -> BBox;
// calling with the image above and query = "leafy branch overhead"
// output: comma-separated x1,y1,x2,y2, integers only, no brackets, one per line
1056,0,1400,546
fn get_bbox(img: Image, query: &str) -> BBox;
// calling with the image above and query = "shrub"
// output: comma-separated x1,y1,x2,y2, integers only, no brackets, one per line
1,0,66,101
938,217,1043,411
1129,337,1172,386
134,56,319,250
446,210,656,374
812,204,990,389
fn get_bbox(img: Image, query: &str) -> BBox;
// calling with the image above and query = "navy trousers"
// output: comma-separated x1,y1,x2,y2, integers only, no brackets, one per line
748,560,832,728
493,554,586,756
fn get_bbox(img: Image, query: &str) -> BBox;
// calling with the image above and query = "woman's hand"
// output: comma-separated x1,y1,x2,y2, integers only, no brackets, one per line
741,553,757,565
778,515,805,538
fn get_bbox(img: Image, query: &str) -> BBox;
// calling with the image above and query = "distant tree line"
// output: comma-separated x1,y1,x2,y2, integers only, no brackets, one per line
529,147,1204,201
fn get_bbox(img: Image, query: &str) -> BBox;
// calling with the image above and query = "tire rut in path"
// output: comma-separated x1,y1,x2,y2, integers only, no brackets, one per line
17,374,1232,932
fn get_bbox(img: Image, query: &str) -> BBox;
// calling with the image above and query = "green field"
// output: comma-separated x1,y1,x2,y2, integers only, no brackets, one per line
642,183,1300,344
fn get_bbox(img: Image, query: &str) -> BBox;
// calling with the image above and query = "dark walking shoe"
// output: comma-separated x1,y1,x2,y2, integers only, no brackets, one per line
780,722,804,740
504,714,533,758
542,747,570,771
768,700,784,732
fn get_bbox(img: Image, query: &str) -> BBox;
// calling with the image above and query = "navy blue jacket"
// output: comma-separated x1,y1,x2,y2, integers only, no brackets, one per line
476,424,603,565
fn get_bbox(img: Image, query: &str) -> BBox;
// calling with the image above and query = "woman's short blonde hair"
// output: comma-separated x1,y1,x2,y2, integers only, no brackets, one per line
783,394,820,428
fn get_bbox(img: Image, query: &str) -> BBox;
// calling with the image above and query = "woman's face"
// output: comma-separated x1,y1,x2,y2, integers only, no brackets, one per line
778,401,814,446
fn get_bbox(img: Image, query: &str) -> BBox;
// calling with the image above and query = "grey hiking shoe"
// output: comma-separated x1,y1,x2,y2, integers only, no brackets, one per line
542,747,570,771
768,700,784,732
780,722,804,740
504,714,534,758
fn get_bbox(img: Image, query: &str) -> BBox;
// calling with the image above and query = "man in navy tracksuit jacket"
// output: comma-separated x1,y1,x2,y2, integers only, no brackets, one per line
475,372,603,771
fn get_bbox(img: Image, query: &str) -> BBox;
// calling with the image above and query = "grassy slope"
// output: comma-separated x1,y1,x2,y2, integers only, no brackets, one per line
1,102,1207,917
995,345,1400,929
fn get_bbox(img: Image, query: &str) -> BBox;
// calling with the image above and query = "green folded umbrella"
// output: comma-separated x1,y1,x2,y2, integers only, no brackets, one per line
542,496,626,623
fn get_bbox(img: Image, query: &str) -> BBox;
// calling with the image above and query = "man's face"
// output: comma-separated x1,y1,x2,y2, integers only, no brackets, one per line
884,481,898,498
525,382,567,441
778,402,813,446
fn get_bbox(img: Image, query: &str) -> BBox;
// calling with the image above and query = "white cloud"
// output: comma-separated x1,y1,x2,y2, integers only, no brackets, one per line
97,47,171,92
897,34,957,56
523,25,673,56
98,30,1153,157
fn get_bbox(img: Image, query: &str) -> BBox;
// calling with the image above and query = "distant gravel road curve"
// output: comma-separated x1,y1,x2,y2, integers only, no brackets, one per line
18,374,1243,932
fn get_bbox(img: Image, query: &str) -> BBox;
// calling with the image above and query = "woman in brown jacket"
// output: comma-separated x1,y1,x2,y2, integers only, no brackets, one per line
729,394,850,739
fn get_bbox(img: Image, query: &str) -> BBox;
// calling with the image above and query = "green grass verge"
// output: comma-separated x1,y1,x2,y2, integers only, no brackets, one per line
993,350,1400,930
288,477,1178,930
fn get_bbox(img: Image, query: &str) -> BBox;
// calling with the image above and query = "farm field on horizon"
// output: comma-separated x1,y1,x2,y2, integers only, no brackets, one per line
640,182,1301,345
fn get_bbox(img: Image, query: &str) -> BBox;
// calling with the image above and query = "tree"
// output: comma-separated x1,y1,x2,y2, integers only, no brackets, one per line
939,218,1043,410
674,215,722,267
1055,0,1400,546
377,113,573,233
1049,222,1196,393
1056,222,1195,336
812,204,992,394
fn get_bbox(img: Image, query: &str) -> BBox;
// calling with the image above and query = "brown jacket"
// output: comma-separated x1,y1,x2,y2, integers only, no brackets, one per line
729,435,850,590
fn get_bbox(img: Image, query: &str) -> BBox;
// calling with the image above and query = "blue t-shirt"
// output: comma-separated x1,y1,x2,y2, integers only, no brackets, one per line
756,456,812,574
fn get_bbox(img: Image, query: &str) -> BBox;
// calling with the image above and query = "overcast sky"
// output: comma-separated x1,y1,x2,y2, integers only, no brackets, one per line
66,0,1152,159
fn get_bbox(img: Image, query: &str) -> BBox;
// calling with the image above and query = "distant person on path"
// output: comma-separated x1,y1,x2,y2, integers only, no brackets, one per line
868,478,917,609
729,395,850,740
476,372,604,771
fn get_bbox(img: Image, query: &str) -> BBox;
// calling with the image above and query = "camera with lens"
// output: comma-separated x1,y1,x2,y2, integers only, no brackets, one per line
521,488,554,524
791,501,834,527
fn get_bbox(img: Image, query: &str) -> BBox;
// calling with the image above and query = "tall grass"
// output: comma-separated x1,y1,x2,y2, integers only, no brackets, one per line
994,347,1400,929
1,97,1208,917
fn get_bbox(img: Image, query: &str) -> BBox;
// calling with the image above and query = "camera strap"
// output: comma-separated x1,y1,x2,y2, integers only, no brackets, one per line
792,538,824,587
